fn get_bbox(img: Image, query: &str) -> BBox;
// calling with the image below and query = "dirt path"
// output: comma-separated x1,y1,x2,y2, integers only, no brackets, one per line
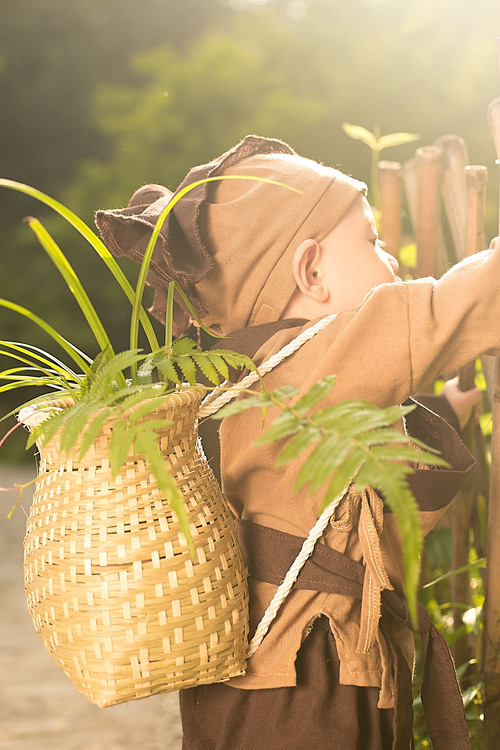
0,464,183,750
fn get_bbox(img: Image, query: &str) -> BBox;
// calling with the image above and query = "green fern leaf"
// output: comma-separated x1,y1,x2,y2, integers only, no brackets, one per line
129,418,173,432
176,354,198,385
78,409,113,460
88,349,143,400
204,352,230,381
255,410,304,444
157,357,181,386
292,375,337,414
125,395,175,424
294,433,354,493
211,392,276,419
172,337,198,356
210,349,256,374
191,352,221,386
356,454,423,623
320,446,367,505
25,406,72,449
117,385,167,413
59,401,99,454
109,419,136,476
312,400,386,429
366,442,447,467
134,430,191,546
274,425,323,467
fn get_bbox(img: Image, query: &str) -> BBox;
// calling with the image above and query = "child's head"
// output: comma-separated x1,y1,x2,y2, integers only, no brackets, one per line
283,193,399,320
96,135,396,335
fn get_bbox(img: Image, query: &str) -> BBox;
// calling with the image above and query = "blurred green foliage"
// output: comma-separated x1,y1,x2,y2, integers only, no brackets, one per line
1,0,500,461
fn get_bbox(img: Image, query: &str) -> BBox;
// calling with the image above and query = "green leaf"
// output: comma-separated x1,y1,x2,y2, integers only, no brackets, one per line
191,352,221,386
129,418,173,432
292,375,337,414
0,178,160,353
0,341,81,382
377,132,420,150
26,406,72,450
172,337,198,356
59,401,99,454
134,430,191,545
274,425,322,467
321,446,367,505
342,122,378,150
87,349,143,401
210,350,256,373
269,384,302,403
204,352,230,381
294,433,353,493
27,217,115,360
211,392,276,419
256,410,302,444
78,410,113,460
157,357,181,386
109,419,135,476
124,396,173,424
354,454,423,624
0,299,92,377
177,353,198,385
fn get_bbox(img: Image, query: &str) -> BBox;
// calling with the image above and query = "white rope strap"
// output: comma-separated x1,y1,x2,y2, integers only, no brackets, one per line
197,313,339,659
198,313,337,418
246,486,349,658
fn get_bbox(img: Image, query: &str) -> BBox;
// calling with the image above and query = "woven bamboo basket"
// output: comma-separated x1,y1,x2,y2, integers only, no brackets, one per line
20,388,249,707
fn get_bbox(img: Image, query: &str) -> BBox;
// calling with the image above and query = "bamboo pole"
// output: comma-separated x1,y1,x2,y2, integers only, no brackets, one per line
377,160,402,259
415,146,444,278
483,90,500,748
435,134,469,263
452,165,488,670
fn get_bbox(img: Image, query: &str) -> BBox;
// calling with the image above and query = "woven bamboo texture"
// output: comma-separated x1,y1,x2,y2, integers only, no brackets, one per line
21,389,249,707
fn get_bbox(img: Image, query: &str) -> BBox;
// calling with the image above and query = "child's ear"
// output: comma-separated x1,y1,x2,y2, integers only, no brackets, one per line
291,239,329,302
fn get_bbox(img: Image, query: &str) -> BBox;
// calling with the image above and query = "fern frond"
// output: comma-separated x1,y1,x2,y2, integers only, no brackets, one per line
172,337,198,356
109,418,135,476
87,349,143,400
124,395,174,424
203,352,230,381
78,410,113,460
59,400,99,454
274,425,323,467
292,375,337,414
256,410,306,445
26,406,72,449
191,352,221,386
157,358,181,386
176,354,198,385
209,349,256,374
134,430,191,546
116,385,167,414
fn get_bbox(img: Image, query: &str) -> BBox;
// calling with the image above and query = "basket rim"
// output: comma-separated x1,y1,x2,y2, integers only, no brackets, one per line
18,384,207,430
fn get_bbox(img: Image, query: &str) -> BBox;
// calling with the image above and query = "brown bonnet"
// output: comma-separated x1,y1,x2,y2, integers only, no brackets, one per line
95,135,366,336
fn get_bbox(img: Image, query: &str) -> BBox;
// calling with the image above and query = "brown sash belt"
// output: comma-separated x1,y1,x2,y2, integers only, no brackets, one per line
235,518,472,750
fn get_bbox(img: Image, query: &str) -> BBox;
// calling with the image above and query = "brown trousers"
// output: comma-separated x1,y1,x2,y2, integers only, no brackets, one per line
179,616,395,750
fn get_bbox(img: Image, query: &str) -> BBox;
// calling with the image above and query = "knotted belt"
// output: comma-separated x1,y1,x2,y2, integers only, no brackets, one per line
235,518,472,750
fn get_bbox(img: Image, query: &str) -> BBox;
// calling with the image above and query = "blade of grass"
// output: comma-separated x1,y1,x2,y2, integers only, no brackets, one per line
26,218,115,355
0,341,82,381
165,281,175,351
129,175,304,362
0,179,160,353
0,299,92,377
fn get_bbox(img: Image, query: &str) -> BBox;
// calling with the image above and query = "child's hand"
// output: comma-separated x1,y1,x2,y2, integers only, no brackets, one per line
441,376,483,430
